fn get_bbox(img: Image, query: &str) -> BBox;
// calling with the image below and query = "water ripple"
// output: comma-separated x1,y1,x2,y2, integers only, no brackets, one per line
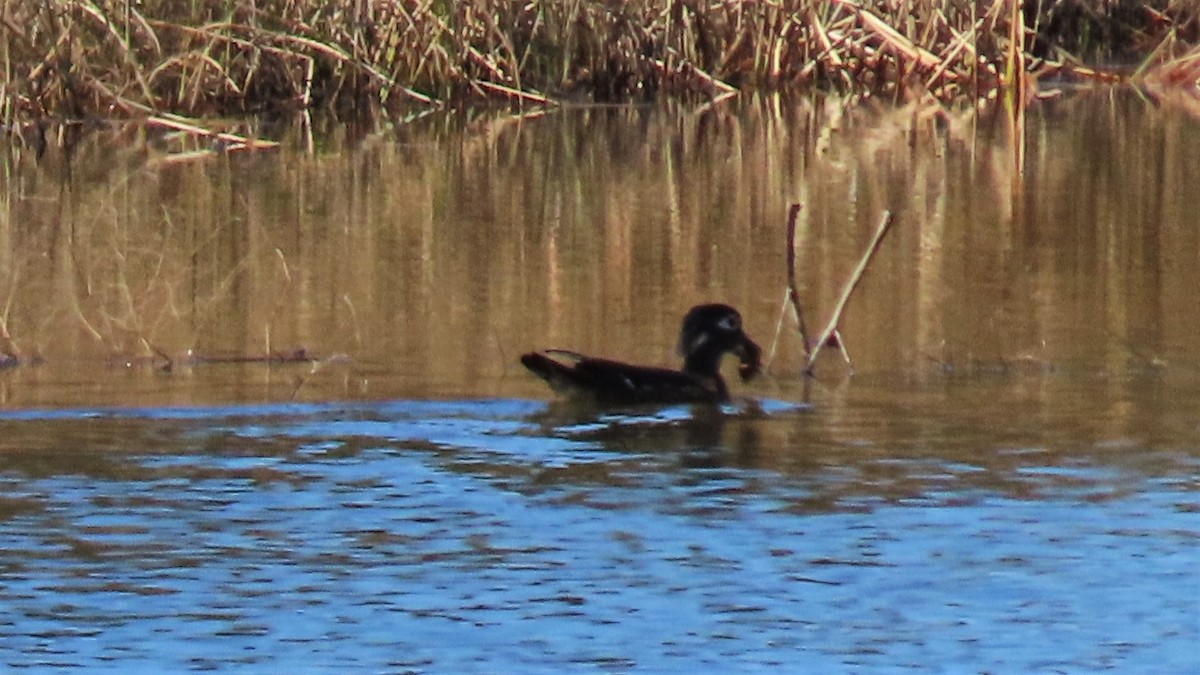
0,399,1197,672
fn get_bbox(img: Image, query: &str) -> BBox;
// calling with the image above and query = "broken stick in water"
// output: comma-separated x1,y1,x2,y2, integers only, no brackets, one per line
766,202,811,372
805,209,895,374
785,203,812,359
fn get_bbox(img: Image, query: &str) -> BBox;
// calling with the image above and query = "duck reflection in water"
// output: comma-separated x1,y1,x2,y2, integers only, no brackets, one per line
521,303,762,405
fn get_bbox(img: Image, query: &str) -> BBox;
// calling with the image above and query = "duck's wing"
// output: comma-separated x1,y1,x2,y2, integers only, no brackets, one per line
520,350,724,404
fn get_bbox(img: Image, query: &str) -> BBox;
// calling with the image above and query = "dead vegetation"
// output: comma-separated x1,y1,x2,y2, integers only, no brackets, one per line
1,0,1198,127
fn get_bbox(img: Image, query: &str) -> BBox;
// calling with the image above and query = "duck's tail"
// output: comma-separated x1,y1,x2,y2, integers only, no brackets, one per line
519,350,585,392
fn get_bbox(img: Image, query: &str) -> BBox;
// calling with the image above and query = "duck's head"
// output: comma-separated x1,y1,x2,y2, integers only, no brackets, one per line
677,304,762,381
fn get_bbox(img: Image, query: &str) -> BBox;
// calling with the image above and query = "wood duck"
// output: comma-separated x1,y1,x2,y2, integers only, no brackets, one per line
520,304,761,404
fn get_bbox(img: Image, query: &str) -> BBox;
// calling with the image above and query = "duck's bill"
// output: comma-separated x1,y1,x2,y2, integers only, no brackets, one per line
735,337,762,381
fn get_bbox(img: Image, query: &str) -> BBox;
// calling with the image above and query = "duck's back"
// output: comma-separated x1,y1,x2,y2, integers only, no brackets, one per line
520,351,726,404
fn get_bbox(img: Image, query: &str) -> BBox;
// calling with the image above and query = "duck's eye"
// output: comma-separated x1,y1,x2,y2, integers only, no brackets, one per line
717,314,740,331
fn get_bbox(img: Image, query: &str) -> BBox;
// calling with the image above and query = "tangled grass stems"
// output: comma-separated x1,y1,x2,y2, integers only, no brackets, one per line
0,1,1198,125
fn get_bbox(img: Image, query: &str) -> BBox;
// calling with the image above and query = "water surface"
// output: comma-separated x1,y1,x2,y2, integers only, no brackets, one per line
1,92,1199,671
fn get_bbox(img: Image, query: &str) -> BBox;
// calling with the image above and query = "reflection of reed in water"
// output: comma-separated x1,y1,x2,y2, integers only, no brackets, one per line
0,93,1196,406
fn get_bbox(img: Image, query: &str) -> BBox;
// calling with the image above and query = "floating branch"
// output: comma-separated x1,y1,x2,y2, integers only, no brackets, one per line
184,348,321,365
806,209,895,374
110,348,324,370
473,80,557,106
145,114,280,152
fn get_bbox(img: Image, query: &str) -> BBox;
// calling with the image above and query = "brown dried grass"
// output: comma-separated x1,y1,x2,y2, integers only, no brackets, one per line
0,1,1196,124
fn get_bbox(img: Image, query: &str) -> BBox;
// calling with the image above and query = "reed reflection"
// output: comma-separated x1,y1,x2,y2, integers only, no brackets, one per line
0,92,1197,408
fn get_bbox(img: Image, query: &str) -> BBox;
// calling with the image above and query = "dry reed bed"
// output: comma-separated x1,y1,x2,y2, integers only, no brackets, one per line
2,0,1199,129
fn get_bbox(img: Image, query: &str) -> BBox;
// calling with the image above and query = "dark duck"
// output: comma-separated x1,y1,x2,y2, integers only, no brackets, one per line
520,304,762,404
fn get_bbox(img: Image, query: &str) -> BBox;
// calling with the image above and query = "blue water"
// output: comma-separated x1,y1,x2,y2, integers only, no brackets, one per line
0,389,1198,673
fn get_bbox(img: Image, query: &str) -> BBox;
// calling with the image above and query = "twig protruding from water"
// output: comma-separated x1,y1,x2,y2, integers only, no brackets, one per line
785,202,812,361
805,209,895,374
